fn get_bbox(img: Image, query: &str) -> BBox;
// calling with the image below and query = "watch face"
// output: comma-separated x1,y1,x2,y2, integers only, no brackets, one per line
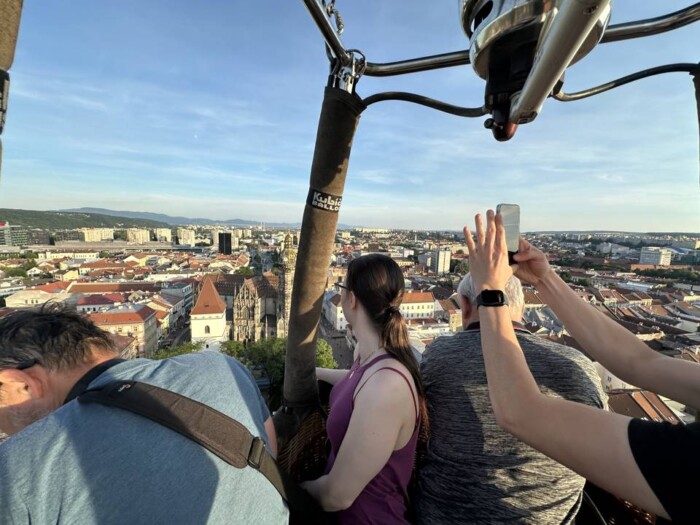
480,290,506,306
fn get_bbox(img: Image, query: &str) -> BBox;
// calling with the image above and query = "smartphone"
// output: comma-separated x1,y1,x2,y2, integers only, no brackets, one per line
496,203,520,264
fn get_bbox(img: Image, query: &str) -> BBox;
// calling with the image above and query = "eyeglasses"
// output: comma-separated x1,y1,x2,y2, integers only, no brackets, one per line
334,283,349,292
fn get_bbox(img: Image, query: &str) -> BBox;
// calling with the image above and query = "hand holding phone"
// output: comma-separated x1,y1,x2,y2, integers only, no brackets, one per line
496,203,520,265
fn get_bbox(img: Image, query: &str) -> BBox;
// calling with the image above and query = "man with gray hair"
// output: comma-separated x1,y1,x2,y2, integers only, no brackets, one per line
414,274,606,524
0,303,288,524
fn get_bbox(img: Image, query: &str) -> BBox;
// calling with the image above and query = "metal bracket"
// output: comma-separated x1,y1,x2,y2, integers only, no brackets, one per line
329,49,366,94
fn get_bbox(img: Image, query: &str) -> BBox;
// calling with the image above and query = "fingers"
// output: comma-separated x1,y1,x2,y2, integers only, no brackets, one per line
494,212,508,253
463,226,476,255
475,213,485,248
513,250,536,261
485,209,496,252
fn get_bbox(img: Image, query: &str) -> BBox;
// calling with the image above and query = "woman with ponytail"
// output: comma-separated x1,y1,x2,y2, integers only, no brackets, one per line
302,254,428,523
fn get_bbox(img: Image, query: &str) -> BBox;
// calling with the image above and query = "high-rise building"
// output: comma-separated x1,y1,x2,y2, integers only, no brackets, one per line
154,228,172,243
54,230,85,243
417,253,432,269
231,236,240,249
432,248,452,275
177,228,196,246
0,223,28,247
233,229,243,239
218,232,232,255
126,228,150,244
27,230,50,245
80,228,114,242
639,247,672,266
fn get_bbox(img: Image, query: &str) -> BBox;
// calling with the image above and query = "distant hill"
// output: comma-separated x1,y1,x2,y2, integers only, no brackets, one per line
61,207,231,226
61,207,308,228
0,209,170,230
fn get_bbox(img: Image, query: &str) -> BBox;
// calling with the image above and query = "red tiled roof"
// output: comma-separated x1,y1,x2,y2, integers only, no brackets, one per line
68,282,159,294
608,390,681,424
402,291,434,304
678,350,700,364
191,277,226,316
330,293,342,306
438,299,458,313
89,305,156,325
80,261,130,270
30,282,71,293
76,295,119,307
210,273,245,296
523,290,544,306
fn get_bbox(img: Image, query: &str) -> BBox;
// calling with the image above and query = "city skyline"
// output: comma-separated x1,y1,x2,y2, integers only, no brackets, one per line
0,2,698,232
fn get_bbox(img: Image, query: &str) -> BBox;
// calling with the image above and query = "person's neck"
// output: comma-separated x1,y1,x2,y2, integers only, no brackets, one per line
354,323,385,365
464,312,522,330
47,353,118,409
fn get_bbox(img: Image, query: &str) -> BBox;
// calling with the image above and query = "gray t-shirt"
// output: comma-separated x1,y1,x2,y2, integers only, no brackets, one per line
0,351,289,525
415,329,607,525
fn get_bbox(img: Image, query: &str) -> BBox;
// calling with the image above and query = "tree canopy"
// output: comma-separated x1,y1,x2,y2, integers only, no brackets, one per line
153,336,338,410
152,340,204,359
221,337,337,409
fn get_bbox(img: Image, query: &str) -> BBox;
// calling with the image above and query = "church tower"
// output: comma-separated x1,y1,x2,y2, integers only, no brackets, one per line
278,233,296,338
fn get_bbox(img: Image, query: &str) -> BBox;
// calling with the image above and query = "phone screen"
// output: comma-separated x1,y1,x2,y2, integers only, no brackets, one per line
497,203,520,253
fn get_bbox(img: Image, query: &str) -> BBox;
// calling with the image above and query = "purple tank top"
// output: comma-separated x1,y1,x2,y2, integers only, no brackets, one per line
325,354,419,524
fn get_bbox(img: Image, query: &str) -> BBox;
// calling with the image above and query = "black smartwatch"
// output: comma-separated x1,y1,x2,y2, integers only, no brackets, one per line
476,289,508,308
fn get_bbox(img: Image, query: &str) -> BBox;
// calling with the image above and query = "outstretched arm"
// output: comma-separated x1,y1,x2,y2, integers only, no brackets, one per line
264,417,278,458
514,238,700,410
465,211,669,519
315,367,349,385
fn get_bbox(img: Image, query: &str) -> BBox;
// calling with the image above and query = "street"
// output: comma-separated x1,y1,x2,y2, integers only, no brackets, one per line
164,325,191,349
318,316,353,369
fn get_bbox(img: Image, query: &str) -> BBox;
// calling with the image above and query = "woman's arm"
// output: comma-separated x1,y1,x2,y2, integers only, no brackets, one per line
465,211,670,518
301,369,410,511
315,367,349,386
264,416,278,459
514,238,700,410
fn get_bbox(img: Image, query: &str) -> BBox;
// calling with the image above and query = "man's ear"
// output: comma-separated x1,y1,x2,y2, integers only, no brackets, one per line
458,295,474,321
0,369,44,401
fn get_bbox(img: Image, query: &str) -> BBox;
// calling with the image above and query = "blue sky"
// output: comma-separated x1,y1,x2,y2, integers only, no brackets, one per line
1,1,698,231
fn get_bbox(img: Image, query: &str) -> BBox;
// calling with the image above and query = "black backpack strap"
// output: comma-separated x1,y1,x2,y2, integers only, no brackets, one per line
78,380,325,522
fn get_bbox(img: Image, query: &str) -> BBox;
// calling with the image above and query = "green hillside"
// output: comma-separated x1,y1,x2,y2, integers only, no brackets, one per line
0,209,170,230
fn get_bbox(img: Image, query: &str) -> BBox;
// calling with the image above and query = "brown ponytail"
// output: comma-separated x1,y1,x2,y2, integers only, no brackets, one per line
346,254,430,438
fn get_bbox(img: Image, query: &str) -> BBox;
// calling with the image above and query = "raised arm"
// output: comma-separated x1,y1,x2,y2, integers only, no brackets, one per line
514,238,700,410
464,211,669,519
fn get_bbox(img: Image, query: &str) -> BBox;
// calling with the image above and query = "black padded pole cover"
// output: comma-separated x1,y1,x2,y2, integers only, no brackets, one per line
694,70,700,187
275,87,365,445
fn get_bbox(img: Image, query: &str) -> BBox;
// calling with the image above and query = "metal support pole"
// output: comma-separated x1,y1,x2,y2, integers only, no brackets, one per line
301,0,351,65
275,87,366,447
602,2,700,43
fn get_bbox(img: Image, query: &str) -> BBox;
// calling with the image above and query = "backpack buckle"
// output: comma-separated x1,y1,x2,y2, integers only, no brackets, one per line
247,437,265,469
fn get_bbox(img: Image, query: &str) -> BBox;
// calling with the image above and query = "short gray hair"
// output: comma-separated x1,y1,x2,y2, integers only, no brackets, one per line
457,273,524,314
